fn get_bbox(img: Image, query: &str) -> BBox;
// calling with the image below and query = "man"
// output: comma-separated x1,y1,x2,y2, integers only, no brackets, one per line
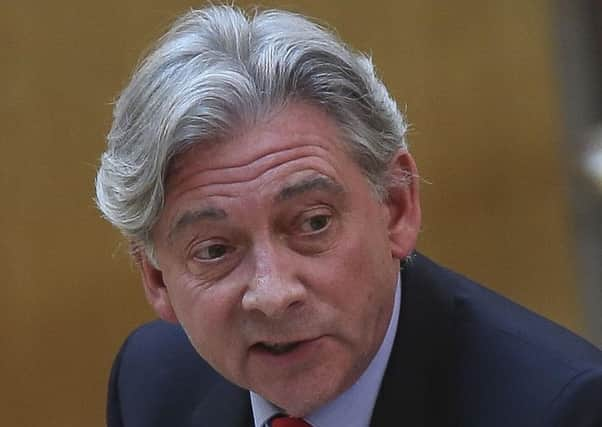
96,5,602,427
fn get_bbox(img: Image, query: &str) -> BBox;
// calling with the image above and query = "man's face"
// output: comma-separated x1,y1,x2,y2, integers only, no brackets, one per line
142,102,420,416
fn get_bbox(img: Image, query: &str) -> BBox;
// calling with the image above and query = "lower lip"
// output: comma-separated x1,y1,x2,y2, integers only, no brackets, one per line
250,337,324,366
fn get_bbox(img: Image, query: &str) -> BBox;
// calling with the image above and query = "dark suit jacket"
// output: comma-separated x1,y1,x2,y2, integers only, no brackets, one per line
107,253,602,426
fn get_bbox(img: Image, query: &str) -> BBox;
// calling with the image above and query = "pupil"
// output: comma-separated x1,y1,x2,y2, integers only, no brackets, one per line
310,216,327,230
208,245,226,258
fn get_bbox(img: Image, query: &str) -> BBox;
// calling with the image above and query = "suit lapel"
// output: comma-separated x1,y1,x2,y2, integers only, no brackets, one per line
370,254,458,427
187,377,253,427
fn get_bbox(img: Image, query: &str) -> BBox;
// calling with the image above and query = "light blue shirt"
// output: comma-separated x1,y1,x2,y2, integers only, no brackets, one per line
251,276,401,427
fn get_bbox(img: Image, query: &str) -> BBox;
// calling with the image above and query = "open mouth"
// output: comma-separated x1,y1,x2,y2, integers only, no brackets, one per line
256,341,302,355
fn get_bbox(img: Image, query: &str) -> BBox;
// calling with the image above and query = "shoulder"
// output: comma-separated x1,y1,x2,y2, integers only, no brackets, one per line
107,320,221,427
404,252,602,364
401,253,602,426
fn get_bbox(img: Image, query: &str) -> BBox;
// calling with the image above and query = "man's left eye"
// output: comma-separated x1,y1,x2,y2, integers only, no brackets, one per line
300,214,331,233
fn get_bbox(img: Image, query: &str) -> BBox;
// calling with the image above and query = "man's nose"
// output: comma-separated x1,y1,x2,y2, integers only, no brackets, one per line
241,244,306,318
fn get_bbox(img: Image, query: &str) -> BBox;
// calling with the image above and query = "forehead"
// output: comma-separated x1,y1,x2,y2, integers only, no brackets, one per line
164,102,360,198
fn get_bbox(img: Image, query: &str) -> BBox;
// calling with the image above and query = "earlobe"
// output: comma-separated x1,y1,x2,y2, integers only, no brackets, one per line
138,252,179,323
385,151,422,260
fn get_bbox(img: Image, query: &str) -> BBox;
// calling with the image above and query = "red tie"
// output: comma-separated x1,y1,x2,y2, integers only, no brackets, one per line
270,415,312,427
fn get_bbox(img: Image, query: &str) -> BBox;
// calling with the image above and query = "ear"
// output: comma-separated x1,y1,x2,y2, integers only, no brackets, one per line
385,150,422,260
137,250,179,324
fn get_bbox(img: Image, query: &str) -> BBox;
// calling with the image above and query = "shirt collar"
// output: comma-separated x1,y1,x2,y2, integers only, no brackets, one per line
251,275,402,427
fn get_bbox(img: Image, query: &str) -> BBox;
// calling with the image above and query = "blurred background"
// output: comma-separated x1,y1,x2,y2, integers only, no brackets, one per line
2,0,601,425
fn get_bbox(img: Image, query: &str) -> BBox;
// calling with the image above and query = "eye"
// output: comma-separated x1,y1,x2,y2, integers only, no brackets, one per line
299,214,331,234
194,243,232,261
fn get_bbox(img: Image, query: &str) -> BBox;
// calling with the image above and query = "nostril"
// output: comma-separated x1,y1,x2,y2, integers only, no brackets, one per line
287,300,303,310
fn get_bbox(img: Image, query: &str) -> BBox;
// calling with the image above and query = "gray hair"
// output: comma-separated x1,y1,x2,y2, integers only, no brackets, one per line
95,5,408,263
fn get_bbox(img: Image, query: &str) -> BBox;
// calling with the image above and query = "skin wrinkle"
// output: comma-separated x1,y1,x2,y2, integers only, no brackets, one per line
276,175,344,202
165,151,339,207
168,206,228,242
169,174,344,243
167,143,337,190
163,164,342,247
162,138,347,246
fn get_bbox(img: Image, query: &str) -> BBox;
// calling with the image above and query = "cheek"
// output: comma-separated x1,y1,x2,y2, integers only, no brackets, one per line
335,225,397,315
341,221,394,278
306,228,393,305
173,291,246,380
165,274,236,348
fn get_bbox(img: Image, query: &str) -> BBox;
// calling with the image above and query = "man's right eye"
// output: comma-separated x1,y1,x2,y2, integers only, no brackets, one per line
194,243,231,261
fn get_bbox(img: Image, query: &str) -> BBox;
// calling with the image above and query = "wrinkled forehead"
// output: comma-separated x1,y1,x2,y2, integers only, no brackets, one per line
164,101,356,187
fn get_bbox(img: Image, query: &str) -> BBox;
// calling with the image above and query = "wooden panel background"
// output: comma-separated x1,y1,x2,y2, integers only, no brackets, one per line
1,1,585,425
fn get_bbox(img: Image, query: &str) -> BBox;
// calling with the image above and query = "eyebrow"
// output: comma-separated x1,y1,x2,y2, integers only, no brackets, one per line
168,206,227,242
167,176,343,241
276,175,344,202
